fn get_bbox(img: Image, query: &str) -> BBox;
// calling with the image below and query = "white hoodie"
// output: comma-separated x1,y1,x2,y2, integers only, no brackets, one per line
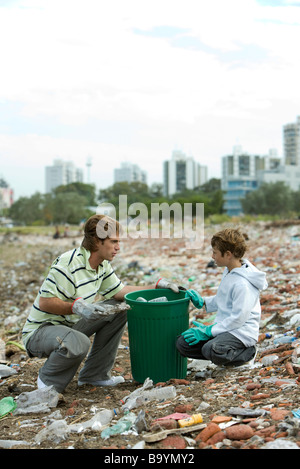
204,259,268,347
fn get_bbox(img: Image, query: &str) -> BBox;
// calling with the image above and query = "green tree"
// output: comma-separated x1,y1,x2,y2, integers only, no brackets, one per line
241,182,293,216
9,185,94,226
9,192,46,225
52,192,91,224
54,182,97,206
199,178,221,193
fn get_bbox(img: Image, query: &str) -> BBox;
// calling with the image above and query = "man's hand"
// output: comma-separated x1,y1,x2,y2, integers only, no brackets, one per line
156,278,180,293
72,298,129,320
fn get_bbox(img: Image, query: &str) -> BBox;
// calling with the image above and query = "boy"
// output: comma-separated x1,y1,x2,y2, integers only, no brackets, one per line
176,228,268,367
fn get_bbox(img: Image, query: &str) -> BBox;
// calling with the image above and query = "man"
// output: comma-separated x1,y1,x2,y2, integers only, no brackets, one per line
22,214,176,393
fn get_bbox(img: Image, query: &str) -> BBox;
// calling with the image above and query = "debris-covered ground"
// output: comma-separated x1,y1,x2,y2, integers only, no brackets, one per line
0,221,299,450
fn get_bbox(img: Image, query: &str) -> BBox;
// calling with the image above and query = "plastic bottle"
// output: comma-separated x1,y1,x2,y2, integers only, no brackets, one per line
122,385,177,411
68,409,113,433
273,336,296,345
35,419,69,444
149,297,168,302
178,413,203,428
258,333,272,342
0,340,6,363
292,345,300,365
101,412,137,439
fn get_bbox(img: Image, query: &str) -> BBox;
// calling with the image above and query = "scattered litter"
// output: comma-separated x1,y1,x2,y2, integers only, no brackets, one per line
101,412,137,439
1,224,300,449
0,364,17,378
121,378,176,411
228,407,268,418
68,409,113,433
261,438,299,449
0,439,30,448
143,422,206,443
35,419,70,444
0,396,17,418
14,386,60,415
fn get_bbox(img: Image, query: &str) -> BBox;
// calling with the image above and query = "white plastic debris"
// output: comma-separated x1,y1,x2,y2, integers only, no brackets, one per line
35,419,69,444
0,364,17,378
68,409,114,433
14,385,60,415
121,377,176,411
261,438,299,449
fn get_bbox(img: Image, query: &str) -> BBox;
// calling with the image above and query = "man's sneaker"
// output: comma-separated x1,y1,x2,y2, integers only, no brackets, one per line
78,376,125,387
37,376,47,389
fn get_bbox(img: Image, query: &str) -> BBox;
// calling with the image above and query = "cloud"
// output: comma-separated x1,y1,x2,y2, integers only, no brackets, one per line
0,0,300,199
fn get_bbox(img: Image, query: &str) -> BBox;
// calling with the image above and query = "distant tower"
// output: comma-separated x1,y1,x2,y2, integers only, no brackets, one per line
86,156,92,183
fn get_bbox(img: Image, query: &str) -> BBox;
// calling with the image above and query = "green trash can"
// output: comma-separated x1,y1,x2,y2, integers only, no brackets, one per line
125,288,189,383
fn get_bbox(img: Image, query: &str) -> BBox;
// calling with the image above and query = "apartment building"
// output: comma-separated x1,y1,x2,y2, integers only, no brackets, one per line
45,159,84,193
163,150,207,197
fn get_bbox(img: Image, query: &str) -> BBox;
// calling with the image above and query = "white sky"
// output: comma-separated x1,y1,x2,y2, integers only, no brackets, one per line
1,0,300,200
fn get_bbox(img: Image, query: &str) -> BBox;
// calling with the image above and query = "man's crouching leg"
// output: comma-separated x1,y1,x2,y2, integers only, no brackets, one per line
26,324,91,393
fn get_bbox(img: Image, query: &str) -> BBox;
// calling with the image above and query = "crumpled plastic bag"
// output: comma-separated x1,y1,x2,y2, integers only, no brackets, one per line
0,396,17,419
0,364,17,378
14,385,60,415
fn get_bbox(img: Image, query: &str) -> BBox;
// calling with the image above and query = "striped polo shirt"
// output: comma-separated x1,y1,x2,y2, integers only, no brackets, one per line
22,246,124,347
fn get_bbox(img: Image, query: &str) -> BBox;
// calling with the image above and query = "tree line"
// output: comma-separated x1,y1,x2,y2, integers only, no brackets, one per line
7,179,299,226
7,179,224,225
241,181,300,217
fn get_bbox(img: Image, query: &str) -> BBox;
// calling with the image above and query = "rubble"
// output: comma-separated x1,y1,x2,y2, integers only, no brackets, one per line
0,222,299,449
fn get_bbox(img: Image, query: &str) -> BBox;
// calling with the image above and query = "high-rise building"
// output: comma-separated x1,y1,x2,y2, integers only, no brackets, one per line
45,159,84,193
283,116,300,166
163,150,208,197
222,146,281,216
0,178,14,209
114,162,147,185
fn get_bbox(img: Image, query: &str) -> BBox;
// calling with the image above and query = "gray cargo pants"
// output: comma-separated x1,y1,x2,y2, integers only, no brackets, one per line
26,301,127,393
176,332,256,367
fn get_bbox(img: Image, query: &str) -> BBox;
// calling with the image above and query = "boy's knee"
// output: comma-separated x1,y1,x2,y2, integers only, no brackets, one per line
201,340,229,365
176,335,189,356
175,335,205,359
202,339,255,366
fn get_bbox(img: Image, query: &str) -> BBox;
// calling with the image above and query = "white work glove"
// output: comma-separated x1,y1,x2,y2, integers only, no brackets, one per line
155,278,180,293
72,298,129,320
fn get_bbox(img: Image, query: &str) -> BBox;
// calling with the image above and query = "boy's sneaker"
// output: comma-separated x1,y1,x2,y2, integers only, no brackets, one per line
78,376,125,387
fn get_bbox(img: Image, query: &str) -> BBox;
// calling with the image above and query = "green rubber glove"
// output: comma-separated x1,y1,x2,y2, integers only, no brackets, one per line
184,289,204,308
182,321,214,345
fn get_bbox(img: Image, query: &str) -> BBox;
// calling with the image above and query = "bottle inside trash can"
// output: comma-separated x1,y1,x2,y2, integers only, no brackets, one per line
148,297,168,302
178,413,203,428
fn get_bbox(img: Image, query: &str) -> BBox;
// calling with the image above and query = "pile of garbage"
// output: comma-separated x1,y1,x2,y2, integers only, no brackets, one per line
0,222,299,450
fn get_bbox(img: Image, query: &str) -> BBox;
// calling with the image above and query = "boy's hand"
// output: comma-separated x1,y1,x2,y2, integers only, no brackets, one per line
184,289,204,308
182,321,214,345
